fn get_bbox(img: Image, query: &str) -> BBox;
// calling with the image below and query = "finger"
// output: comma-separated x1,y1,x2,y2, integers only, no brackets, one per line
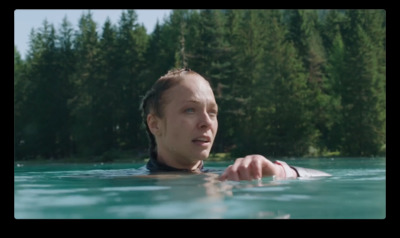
261,158,279,177
223,158,241,181
219,165,239,181
238,156,253,180
227,165,240,181
251,157,263,179
219,165,231,181
229,158,243,173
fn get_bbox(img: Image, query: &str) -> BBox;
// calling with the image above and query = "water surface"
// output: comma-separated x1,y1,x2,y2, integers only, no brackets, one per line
14,157,385,219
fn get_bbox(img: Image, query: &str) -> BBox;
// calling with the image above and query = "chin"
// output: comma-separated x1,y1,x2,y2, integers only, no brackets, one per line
198,151,211,160
189,146,213,161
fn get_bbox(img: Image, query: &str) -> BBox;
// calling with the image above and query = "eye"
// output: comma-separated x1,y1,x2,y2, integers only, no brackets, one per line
208,109,218,117
184,108,195,114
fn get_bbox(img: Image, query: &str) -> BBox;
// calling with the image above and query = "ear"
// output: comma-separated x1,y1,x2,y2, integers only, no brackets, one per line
147,114,162,136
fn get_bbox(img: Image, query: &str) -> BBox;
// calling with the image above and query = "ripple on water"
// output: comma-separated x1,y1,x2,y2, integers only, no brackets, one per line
240,186,289,192
100,186,170,192
235,193,311,201
16,188,89,195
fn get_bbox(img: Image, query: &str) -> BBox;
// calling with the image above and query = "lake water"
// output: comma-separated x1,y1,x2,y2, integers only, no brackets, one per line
14,157,385,219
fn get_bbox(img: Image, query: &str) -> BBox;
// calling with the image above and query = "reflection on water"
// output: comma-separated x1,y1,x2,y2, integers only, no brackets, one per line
132,171,293,219
14,158,386,219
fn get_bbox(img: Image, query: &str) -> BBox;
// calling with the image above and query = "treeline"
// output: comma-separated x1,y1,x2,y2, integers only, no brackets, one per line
14,9,386,161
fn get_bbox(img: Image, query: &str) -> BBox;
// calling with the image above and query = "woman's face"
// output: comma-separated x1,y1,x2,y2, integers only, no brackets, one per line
152,75,218,167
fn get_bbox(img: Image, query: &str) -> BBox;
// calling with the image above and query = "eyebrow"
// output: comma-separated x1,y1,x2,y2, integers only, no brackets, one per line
182,99,218,108
186,99,201,104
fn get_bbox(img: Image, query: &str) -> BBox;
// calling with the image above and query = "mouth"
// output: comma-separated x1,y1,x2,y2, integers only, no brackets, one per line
192,136,211,146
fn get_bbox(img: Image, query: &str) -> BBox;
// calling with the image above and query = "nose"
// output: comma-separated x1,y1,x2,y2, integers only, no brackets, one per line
199,111,213,129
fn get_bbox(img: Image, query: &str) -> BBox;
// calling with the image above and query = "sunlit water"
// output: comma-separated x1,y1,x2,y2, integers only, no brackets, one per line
14,157,385,219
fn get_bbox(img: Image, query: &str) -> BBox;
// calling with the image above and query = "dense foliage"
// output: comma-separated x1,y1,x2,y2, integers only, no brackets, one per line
14,9,386,161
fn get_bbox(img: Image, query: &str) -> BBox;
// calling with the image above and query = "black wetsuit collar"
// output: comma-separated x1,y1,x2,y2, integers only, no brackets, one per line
146,155,205,172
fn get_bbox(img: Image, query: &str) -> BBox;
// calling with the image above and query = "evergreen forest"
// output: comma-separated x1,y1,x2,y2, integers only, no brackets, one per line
14,9,386,161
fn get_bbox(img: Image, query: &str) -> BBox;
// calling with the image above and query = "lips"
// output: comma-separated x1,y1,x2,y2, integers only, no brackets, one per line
192,136,211,145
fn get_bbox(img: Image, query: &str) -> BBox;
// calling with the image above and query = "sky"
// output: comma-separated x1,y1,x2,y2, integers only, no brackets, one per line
14,9,172,59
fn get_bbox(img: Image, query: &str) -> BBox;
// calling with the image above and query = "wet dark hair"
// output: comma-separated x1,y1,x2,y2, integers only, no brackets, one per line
140,68,208,160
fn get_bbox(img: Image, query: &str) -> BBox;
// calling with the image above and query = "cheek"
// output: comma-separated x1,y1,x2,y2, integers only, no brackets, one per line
213,119,218,133
163,116,190,138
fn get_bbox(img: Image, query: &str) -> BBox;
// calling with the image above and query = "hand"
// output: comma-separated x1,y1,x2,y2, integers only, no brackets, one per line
219,154,284,181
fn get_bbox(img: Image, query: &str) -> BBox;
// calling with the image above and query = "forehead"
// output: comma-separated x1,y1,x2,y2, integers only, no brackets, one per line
163,75,216,104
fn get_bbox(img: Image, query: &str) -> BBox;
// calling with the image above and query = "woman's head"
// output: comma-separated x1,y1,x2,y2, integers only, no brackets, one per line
140,68,218,170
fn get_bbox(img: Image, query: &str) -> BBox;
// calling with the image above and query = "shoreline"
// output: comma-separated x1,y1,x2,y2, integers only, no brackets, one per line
14,154,385,166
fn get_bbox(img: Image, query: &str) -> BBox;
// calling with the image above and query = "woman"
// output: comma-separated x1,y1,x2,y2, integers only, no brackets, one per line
140,68,330,181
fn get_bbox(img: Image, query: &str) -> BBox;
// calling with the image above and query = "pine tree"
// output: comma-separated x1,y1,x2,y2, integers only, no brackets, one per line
182,10,235,152
70,10,103,156
216,9,248,153
95,18,119,154
222,10,265,156
164,10,193,69
225,10,318,157
321,10,349,154
145,20,176,84
338,10,386,156
16,19,71,159
14,46,27,159
55,17,76,157
263,11,317,157
14,9,386,160
115,10,149,151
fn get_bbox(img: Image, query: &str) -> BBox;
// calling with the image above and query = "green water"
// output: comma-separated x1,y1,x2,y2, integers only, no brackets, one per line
14,157,385,219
